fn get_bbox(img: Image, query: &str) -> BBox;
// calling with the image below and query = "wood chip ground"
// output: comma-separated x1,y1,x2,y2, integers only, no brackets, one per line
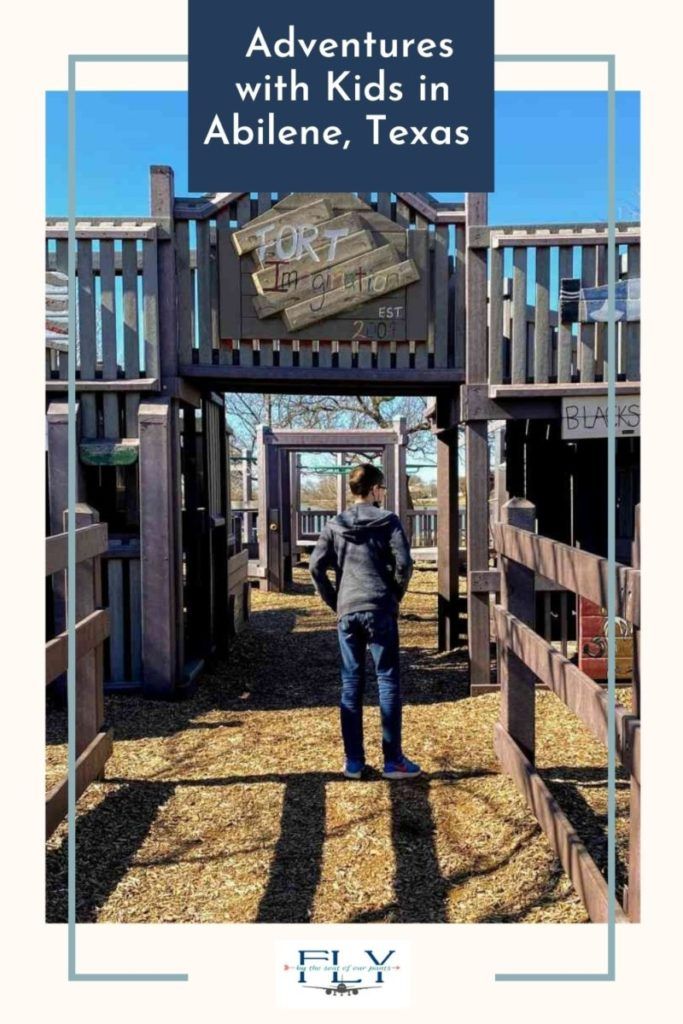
46,565,631,924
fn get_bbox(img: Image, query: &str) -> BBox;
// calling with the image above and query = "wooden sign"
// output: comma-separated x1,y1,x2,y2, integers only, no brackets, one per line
561,394,641,440
228,193,425,339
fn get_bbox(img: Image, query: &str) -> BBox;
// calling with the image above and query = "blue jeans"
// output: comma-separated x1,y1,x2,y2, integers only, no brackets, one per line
337,610,402,764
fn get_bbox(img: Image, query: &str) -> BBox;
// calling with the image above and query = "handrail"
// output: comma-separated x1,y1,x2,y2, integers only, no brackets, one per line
492,522,640,627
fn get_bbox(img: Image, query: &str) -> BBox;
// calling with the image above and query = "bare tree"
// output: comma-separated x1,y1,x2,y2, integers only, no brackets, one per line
226,393,436,461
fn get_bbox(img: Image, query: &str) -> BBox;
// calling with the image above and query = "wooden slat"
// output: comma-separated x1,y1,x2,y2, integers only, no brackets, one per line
175,218,194,364
625,244,640,380
489,245,504,384
142,237,160,378
129,558,142,682
217,214,241,354
557,247,574,381
54,239,69,379
579,245,597,382
596,244,608,379
377,192,392,220
46,523,108,576
511,248,527,384
433,226,449,366
492,523,640,626
534,246,550,383
99,239,119,439
453,225,466,372
77,239,97,436
45,729,113,839
106,558,126,682
122,239,140,438
493,605,638,777
196,220,212,365
46,608,109,684
494,724,628,923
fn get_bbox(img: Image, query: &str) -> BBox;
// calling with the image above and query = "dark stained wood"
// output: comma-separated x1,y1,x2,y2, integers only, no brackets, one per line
76,239,97,435
437,392,460,650
493,724,628,923
534,246,550,383
493,605,638,775
175,217,194,365
139,398,182,695
579,245,597,382
511,248,527,384
45,729,113,840
497,499,537,762
492,522,640,627
625,244,640,380
489,244,504,384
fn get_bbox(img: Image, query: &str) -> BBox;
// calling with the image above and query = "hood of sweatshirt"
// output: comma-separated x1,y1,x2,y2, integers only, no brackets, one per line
327,503,397,541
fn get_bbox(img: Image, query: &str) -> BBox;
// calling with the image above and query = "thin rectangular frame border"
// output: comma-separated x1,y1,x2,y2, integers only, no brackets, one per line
63,51,620,984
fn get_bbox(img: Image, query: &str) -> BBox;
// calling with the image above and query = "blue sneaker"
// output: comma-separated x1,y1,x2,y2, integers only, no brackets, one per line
343,759,365,779
382,755,422,780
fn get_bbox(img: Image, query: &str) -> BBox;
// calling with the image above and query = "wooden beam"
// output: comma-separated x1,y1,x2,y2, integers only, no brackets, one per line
46,219,157,240
46,608,110,686
493,605,639,778
498,499,537,763
180,364,463,395
139,398,183,696
46,523,108,576
468,222,640,248
494,724,628,923
45,378,160,393
45,729,113,840
492,523,640,626
437,393,460,650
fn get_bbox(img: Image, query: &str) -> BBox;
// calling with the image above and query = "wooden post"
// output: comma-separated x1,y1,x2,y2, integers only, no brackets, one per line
627,502,641,922
139,397,183,696
465,192,491,692
393,416,409,528
436,392,460,651
63,504,104,755
498,498,537,763
242,447,253,502
632,503,641,717
257,425,283,591
280,447,292,586
151,165,179,383
290,452,301,564
336,452,346,513
47,402,85,645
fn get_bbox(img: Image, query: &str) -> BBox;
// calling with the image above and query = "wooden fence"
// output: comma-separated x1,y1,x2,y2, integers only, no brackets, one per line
492,498,640,922
45,505,113,838
469,223,641,384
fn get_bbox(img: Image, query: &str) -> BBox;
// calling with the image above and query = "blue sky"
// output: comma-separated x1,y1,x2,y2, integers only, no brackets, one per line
46,91,639,222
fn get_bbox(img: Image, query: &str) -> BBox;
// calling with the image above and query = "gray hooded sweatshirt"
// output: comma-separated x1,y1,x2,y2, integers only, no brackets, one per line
309,503,414,619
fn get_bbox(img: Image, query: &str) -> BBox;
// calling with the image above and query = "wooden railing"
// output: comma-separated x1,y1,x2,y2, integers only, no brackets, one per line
492,498,640,922
45,505,113,839
468,222,641,385
407,508,438,547
45,219,161,438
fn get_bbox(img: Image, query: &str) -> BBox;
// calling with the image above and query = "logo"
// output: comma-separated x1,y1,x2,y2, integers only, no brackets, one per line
276,941,410,1009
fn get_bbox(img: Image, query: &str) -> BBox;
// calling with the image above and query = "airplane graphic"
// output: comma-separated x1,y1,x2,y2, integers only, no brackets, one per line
304,981,382,996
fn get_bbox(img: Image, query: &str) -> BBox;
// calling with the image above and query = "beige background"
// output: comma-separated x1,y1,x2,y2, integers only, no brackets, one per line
1,0,680,1018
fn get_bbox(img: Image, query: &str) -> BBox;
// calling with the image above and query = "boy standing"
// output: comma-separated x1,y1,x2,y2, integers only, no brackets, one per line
309,463,421,780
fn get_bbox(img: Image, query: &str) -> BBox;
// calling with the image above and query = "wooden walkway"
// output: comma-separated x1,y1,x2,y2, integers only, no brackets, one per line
45,566,629,924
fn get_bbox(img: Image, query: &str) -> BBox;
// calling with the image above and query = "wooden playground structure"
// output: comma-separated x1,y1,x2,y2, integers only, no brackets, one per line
45,173,641,921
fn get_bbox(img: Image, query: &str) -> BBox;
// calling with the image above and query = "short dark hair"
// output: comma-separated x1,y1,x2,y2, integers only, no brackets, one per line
349,463,385,498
